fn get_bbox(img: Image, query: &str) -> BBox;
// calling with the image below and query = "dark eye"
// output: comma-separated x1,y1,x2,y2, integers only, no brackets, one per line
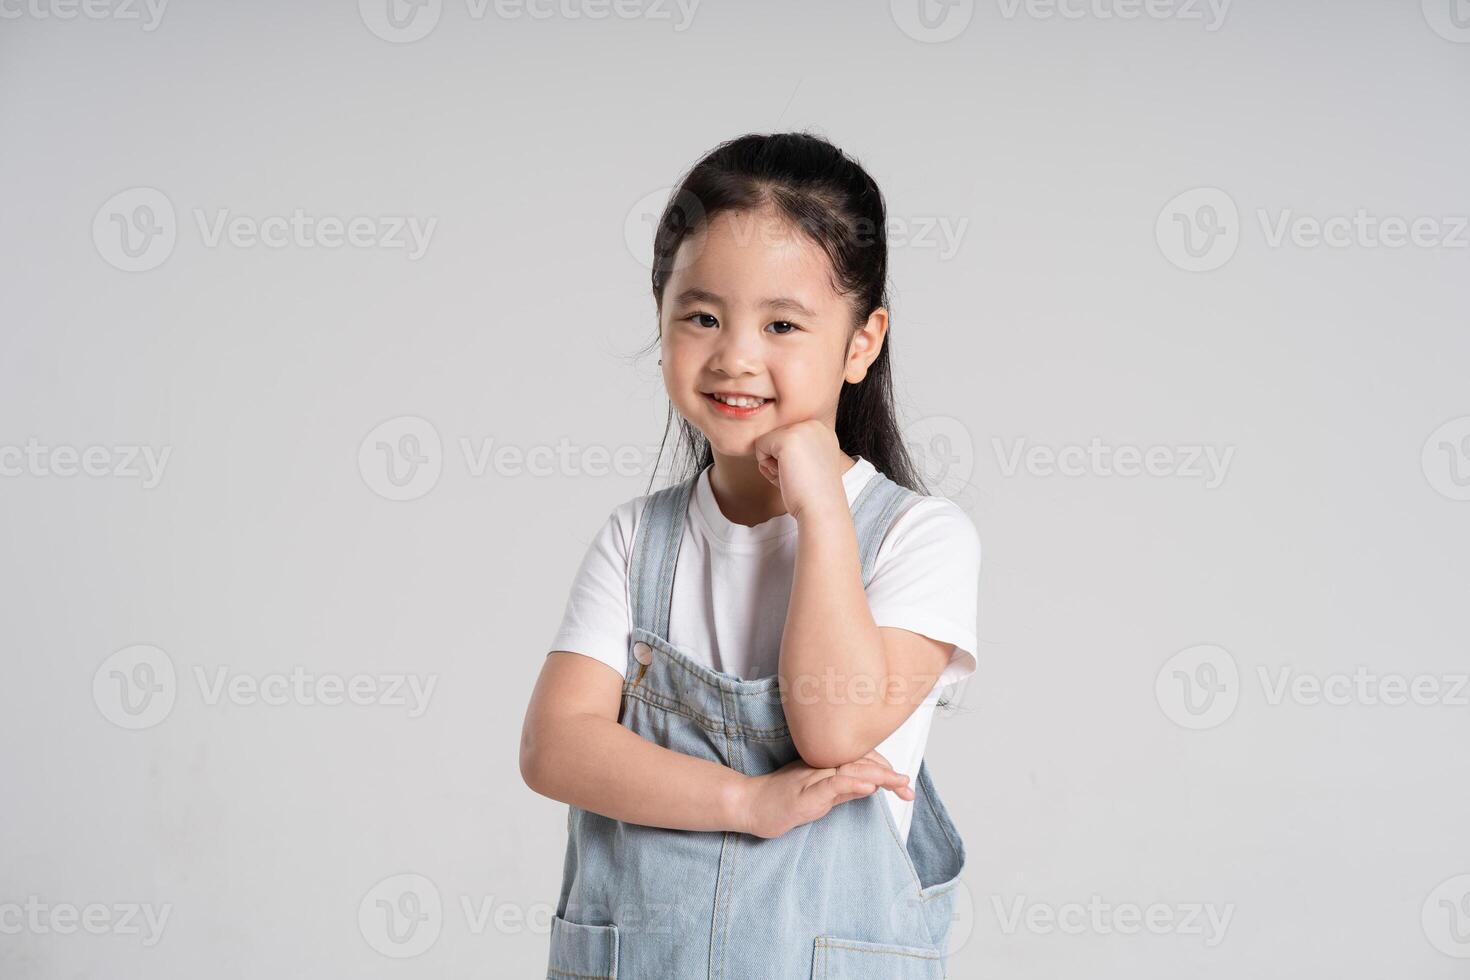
768,321,799,335
687,313,718,328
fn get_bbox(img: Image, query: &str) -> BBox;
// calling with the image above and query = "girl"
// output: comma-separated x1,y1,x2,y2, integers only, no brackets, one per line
521,131,980,979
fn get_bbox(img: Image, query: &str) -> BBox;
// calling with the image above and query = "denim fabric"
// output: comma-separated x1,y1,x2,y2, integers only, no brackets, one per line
548,469,967,979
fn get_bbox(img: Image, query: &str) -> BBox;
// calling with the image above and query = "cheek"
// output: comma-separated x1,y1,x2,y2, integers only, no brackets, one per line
664,350,699,384
662,332,701,365
773,352,835,393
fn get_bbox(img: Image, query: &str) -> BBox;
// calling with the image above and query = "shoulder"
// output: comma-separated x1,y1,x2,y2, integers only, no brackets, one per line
879,488,982,567
591,477,693,566
862,484,982,685
599,491,652,563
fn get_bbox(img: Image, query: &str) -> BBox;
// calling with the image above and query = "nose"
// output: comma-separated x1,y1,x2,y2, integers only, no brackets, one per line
707,320,763,377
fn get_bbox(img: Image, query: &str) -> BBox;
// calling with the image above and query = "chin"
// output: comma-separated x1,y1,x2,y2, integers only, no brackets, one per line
702,434,765,459
703,437,752,457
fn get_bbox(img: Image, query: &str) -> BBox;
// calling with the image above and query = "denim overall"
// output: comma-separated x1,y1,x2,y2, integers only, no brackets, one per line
548,467,967,979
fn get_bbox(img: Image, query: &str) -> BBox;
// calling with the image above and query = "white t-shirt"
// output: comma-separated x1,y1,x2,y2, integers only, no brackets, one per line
547,455,981,843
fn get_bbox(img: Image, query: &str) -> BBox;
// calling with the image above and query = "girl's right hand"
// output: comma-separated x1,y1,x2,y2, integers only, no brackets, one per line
733,750,914,840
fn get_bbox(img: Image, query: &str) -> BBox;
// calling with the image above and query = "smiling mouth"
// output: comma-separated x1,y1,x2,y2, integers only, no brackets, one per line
703,392,773,417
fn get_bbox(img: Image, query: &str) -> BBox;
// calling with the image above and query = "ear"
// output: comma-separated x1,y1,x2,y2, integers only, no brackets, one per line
844,307,889,385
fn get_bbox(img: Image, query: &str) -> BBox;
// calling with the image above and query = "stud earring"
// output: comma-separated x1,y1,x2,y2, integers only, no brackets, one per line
657,358,663,365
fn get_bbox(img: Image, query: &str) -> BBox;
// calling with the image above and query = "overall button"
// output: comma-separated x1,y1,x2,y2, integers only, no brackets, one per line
632,641,653,665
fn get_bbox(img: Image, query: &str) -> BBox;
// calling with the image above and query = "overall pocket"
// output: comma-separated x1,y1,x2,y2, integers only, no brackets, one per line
811,935,943,979
547,914,619,979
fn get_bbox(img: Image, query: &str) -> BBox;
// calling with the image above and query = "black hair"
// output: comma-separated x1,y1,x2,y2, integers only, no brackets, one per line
640,130,929,498
637,132,960,713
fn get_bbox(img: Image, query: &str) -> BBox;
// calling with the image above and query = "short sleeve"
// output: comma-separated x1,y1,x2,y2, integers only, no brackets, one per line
864,496,981,690
546,499,642,681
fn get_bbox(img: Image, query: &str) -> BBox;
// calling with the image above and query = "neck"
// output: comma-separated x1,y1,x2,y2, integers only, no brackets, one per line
706,447,857,528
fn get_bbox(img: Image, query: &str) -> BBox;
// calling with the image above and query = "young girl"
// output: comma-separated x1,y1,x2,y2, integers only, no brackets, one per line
521,131,980,979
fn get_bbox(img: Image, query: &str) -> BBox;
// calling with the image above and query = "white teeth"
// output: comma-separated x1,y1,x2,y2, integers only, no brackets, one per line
710,393,767,408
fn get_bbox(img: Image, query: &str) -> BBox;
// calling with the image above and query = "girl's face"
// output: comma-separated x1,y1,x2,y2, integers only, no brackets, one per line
659,206,887,459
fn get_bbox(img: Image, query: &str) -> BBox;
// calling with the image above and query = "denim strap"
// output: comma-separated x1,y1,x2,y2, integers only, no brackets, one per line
628,465,916,649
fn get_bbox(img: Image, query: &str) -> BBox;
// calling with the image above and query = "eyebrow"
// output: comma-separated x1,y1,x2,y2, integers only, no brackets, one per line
672,287,818,320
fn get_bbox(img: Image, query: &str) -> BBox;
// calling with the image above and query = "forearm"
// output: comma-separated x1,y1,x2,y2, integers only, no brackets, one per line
780,506,890,768
523,712,747,833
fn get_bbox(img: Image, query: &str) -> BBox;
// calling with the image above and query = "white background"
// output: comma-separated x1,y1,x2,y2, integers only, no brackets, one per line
2,0,1468,976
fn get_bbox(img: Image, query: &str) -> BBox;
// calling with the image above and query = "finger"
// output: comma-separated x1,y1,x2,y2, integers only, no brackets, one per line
832,770,909,804
868,768,914,797
835,761,890,783
874,769,913,793
864,750,893,769
822,774,878,800
838,761,910,790
832,773,912,805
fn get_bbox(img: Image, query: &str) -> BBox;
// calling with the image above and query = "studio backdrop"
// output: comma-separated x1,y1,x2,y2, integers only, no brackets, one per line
2,1,1468,977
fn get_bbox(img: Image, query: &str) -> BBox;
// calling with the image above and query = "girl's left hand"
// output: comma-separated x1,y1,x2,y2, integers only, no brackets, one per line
752,420,847,522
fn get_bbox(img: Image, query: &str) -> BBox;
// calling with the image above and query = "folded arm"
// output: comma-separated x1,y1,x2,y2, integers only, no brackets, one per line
520,651,749,832
779,507,952,770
